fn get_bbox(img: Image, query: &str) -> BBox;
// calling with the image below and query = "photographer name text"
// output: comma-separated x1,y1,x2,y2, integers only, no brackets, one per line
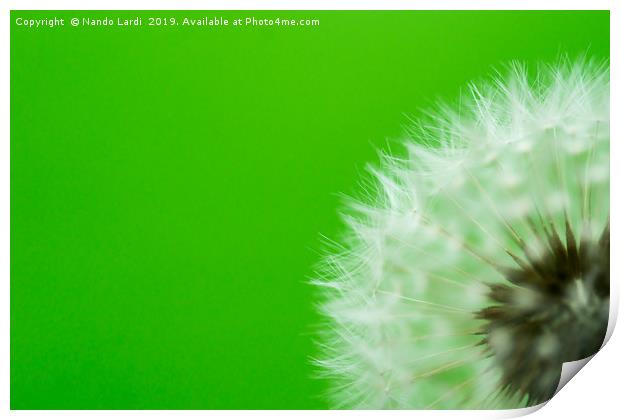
14,15,320,29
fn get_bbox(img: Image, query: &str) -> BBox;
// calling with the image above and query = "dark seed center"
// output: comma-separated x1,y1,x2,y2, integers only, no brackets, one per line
477,220,610,405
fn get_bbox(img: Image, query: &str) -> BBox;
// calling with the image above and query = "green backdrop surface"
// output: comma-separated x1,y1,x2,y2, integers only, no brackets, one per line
11,10,609,409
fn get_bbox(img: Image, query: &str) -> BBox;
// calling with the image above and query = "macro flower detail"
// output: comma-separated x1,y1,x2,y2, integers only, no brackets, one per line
314,60,610,409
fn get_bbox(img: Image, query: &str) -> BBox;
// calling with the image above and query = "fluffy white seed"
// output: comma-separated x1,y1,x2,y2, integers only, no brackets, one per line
314,59,609,409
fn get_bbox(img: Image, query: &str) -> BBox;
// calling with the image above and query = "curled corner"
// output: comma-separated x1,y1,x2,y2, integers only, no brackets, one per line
548,308,613,404
495,356,596,418
546,305,614,394
554,355,594,395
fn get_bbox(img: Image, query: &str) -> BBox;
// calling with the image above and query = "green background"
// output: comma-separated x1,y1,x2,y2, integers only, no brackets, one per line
11,10,609,409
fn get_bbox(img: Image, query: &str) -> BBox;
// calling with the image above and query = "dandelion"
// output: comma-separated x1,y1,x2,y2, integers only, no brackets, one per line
314,59,610,409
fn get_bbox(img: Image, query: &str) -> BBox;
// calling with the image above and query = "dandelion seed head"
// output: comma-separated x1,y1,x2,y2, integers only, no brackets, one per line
314,58,609,409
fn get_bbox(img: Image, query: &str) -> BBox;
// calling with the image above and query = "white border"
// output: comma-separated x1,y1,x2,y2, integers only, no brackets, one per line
2,2,617,419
